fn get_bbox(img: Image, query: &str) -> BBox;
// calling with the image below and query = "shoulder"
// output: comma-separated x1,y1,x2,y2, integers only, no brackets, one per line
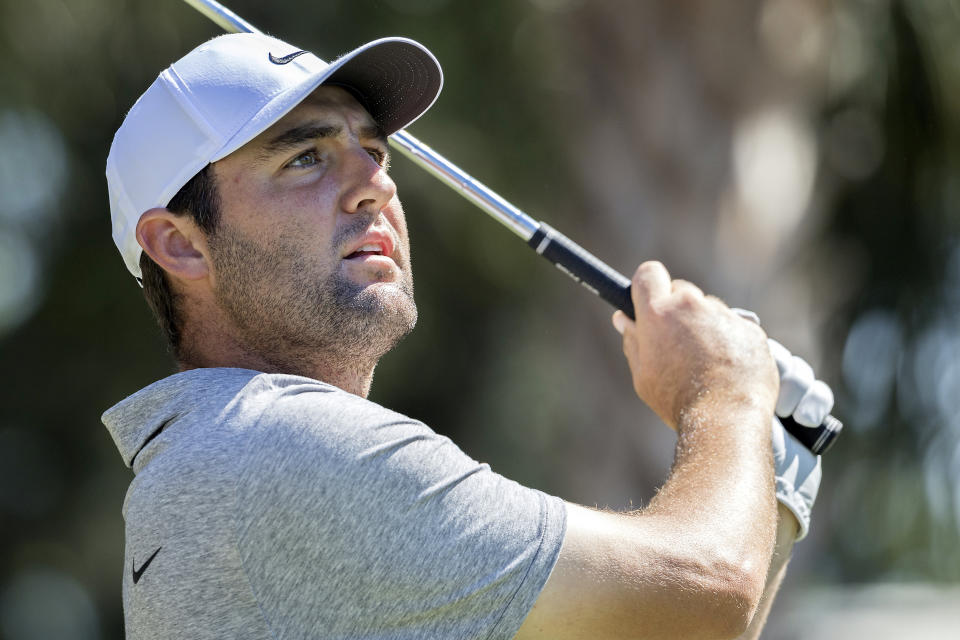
120,368,422,485
227,372,445,492
236,372,431,452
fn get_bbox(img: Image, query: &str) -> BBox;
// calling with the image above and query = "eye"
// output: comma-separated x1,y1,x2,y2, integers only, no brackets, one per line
285,149,321,169
365,147,389,168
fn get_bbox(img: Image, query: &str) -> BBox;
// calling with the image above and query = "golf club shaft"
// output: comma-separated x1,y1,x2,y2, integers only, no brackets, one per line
182,0,259,32
182,0,841,456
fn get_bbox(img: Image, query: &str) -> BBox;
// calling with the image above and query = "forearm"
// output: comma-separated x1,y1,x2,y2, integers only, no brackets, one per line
737,503,798,640
514,263,788,640
647,400,778,587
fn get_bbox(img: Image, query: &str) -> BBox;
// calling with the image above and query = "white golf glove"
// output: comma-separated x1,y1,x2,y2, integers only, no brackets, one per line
733,310,831,540
767,338,834,428
771,417,821,540
767,338,831,540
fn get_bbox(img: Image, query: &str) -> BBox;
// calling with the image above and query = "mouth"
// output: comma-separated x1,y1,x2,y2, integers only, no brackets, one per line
344,243,387,260
342,231,397,263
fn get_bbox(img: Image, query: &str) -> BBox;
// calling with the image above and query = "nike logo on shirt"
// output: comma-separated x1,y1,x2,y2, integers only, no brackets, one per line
132,547,162,584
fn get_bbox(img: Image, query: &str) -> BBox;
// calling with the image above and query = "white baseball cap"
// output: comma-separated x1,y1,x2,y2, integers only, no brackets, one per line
106,32,443,280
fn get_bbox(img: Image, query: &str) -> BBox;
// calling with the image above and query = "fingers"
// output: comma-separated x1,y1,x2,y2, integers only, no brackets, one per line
621,264,835,436
768,338,836,426
618,260,782,429
630,261,672,313
767,338,792,377
671,280,705,305
775,354,814,417
630,261,710,320
732,308,761,325
794,381,834,427
613,309,643,399
771,416,787,467
612,310,631,335
613,309,638,362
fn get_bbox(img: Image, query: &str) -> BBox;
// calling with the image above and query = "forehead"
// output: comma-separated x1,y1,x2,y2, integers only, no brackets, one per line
240,85,381,153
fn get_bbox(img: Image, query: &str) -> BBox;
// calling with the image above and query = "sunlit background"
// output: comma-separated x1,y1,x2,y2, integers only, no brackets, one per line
1,0,958,637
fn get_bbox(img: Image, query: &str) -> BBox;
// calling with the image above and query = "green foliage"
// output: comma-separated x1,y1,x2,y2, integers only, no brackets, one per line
1,0,959,635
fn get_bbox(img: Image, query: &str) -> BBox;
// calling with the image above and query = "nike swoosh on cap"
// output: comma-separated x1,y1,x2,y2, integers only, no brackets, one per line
132,546,162,584
268,50,308,65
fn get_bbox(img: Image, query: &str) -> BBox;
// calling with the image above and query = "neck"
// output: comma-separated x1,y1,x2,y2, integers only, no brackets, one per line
176,299,380,398
178,349,378,398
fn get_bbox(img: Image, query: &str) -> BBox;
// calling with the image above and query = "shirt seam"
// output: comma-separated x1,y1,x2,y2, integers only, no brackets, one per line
481,490,559,640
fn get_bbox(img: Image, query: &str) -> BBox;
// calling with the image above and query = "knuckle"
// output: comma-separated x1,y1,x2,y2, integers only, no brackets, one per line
674,294,696,311
744,321,769,343
673,285,707,312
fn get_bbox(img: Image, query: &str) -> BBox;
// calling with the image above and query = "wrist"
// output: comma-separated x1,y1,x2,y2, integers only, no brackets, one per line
771,418,822,541
775,478,810,540
776,502,800,542
676,391,775,440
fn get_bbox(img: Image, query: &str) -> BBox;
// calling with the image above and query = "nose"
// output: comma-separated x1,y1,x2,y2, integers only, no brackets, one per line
339,146,397,215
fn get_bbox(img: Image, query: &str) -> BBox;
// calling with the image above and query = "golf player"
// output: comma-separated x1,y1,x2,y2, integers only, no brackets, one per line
104,32,829,639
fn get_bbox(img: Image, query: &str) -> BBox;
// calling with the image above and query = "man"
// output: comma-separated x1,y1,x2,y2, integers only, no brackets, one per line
104,31,829,639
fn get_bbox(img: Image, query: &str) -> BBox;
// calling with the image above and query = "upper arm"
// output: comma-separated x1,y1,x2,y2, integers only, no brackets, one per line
233,390,567,639
514,503,761,640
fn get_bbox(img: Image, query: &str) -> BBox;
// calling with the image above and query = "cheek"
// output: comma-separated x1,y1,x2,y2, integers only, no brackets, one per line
384,198,409,238
237,181,342,241
217,175,258,226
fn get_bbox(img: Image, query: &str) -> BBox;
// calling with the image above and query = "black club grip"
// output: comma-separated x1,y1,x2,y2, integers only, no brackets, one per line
778,414,842,455
528,223,635,319
527,222,842,456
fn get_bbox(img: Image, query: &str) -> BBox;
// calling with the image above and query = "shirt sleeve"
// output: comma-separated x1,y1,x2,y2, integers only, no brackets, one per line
232,382,567,640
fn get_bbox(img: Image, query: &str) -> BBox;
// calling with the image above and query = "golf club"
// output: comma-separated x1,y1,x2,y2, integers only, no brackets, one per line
180,0,842,455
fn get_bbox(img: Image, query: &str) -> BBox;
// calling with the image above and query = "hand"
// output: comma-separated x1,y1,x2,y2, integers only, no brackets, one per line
732,309,835,427
732,310,830,540
772,419,821,540
767,338,835,427
612,262,779,432
766,338,831,540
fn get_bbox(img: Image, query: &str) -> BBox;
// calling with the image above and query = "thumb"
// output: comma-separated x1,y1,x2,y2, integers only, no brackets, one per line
612,311,631,335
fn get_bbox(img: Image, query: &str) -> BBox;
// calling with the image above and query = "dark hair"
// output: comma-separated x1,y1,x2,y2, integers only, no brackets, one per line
139,164,221,358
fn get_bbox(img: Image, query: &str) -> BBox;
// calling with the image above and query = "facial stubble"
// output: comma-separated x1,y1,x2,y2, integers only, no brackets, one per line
206,218,418,377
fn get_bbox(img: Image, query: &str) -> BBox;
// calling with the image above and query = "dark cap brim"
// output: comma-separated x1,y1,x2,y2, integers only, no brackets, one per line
322,38,443,136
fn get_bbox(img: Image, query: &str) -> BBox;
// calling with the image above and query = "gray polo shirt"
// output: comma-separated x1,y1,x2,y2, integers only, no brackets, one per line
102,368,566,639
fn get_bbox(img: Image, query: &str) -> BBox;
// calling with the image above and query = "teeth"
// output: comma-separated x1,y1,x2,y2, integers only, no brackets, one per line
358,244,381,253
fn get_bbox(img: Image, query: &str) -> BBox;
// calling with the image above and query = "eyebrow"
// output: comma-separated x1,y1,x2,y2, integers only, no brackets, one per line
258,122,389,158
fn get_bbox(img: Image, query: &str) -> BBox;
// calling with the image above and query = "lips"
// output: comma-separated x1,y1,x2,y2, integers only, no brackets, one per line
343,230,396,261
345,243,384,258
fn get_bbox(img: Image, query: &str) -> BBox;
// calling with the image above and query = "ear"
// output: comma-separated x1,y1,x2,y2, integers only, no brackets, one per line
136,208,211,281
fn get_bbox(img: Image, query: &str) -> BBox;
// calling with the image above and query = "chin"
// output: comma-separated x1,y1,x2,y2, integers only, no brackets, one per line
355,282,417,322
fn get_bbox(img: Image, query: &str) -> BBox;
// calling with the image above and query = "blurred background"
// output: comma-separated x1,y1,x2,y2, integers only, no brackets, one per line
1,0,958,637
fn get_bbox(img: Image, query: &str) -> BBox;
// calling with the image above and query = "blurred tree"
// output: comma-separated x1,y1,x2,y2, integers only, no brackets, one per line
821,0,960,582
0,0,958,637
